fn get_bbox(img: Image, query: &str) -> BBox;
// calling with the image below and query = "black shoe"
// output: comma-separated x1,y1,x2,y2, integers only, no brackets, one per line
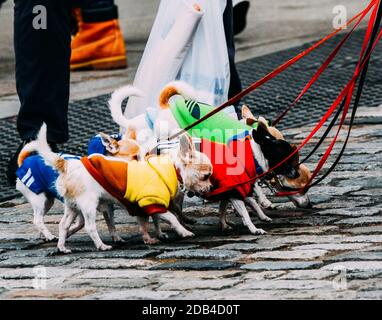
233,1,250,36
6,139,32,186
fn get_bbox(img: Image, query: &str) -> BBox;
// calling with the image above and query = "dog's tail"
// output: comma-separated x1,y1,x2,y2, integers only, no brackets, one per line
159,81,197,109
35,123,67,173
108,85,144,129
17,141,39,167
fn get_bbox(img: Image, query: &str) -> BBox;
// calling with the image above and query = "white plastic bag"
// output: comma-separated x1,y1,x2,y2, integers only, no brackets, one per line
176,0,230,106
125,0,230,119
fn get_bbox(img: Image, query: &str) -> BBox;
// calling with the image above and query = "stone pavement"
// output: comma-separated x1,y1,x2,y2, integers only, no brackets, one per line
0,106,381,300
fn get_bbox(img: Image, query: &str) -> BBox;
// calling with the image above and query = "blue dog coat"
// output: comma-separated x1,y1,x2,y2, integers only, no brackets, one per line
17,129,133,201
16,154,80,201
87,133,122,155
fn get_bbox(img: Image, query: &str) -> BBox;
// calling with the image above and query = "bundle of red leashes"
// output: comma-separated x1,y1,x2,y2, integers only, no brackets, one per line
169,0,382,198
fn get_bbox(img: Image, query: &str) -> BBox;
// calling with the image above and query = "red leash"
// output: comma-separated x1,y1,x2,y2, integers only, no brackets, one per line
277,0,381,196
272,2,374,126
168,0,377,142
277,1,382,196
208,0,381,198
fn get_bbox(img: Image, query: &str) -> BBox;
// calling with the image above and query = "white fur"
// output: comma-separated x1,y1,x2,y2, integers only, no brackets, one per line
165,81,198,101
108,86,155,158
34,123,211,253
16,179,56,241
15,125,126,244
108,86,145,130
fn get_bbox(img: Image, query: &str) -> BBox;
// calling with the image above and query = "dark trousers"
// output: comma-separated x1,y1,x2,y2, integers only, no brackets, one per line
223,0,242,105
14,0,238,143
14,0,116,143
14,0,71,143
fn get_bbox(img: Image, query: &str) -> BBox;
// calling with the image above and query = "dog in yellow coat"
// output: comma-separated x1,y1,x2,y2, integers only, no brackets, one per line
34,124,213,253
82,154,178,216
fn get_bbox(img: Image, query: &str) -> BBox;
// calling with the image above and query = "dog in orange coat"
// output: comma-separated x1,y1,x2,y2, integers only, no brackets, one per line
32,123,212,253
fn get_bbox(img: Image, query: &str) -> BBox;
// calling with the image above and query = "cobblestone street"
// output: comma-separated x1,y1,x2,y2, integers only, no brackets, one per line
0,106,381,300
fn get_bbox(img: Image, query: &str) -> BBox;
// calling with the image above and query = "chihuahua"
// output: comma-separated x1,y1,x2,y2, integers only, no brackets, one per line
108,81,306,235
14,125,141,243
34,123,212,253
241,106,312,209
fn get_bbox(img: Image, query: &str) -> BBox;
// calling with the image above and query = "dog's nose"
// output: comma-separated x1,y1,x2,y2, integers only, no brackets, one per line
286,168,300,179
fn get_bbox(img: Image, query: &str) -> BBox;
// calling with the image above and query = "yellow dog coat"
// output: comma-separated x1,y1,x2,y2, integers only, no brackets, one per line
81,154,178,216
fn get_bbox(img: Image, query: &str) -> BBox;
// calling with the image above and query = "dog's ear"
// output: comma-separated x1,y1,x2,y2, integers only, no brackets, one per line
179,133,194,158
258,116,270,129
268,126,284,140
258,117,273,132
99,132,119,154
242,105,256,121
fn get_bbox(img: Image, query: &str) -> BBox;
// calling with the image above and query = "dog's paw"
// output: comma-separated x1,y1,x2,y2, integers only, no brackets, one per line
111,235,125,243
144,238,160,245
260,216,272,223
58,246,72,254
40,233,58,243
180,230,195,238
45,236,58,243
220,222,233,232
98,244,113,251
249,227,267,235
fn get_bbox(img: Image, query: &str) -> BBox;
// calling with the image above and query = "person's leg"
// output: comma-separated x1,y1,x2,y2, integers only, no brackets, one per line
233,0,250,36
70,0,126,70
8,0,71,185
223,0,243,111
14,0,71,143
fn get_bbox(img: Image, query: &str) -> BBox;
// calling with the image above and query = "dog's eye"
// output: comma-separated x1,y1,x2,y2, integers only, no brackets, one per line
202,173,211,181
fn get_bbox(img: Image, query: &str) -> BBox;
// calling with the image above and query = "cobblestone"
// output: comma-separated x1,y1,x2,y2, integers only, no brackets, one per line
247,249,329,261
325,251,382,262
150,260,238,271
240,261,323,271
0,111,381,300
157,249,241,260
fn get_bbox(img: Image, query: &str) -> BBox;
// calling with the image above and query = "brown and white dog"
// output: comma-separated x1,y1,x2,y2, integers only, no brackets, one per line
34,123,213,253
15,128,140,243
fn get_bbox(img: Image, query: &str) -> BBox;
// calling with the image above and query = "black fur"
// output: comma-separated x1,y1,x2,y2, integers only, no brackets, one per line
252,125,300,179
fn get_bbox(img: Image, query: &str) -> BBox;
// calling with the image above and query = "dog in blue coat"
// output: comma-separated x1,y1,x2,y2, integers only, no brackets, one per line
15,130,140,242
